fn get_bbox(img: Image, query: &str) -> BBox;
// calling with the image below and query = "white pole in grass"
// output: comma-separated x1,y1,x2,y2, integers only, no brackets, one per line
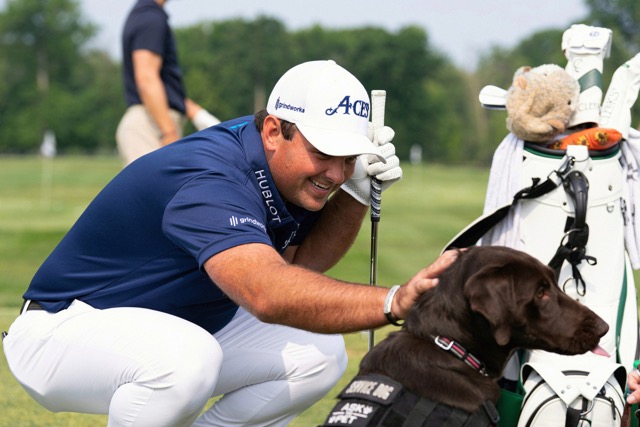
40,129,56,209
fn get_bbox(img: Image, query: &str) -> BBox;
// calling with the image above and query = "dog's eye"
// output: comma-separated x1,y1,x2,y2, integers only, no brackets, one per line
535,286,547,299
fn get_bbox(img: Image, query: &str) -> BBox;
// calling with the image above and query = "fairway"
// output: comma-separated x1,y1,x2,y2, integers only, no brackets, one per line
0,155,636,426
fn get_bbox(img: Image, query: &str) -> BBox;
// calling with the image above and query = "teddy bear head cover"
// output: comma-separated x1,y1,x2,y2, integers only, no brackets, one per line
505,64,580,143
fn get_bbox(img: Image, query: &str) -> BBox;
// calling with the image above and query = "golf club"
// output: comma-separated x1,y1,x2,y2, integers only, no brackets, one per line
369,89,386,351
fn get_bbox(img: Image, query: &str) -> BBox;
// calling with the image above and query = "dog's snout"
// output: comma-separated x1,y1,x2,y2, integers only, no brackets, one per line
592,313,609,338
564,310,610,355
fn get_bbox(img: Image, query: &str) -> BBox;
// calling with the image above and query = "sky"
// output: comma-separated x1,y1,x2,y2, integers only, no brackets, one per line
74,0,591,71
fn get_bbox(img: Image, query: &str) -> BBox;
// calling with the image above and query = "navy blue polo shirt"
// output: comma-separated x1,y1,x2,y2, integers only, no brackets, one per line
121,0,186,113
24,116,321,334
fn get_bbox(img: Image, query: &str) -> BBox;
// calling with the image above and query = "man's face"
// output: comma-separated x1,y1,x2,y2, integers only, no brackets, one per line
265,119,357,211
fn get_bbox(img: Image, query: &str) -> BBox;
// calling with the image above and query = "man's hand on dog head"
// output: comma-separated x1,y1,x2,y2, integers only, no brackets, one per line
393,249,459,320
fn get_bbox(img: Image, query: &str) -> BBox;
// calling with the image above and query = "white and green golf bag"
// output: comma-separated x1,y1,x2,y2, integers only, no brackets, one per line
503,142,636,427
445,24,640,427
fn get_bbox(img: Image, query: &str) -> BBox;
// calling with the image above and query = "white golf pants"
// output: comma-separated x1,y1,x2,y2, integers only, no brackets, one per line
3,300,347,426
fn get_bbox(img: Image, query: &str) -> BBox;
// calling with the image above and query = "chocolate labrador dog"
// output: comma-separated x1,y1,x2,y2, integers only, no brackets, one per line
319,246,609,427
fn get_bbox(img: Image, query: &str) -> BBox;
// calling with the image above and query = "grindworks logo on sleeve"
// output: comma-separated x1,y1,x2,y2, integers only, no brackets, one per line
226,168,283,232
228,215,266,231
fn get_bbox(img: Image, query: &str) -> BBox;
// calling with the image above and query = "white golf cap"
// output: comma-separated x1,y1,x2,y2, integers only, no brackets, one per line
267,60,384,161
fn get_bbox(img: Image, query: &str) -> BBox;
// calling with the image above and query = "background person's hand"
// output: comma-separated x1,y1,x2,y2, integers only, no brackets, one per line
185,98,221,130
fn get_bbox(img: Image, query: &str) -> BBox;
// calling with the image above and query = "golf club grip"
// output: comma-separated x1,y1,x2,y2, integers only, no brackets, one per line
371,90,386,131
370,90,386,222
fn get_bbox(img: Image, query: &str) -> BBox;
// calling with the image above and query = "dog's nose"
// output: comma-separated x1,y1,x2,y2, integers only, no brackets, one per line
594,316,609,337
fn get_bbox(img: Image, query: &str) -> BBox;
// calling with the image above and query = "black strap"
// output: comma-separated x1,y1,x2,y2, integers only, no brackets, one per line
565,398,590,427
442,409,469,427
400,398,499,427
564,171,588,229
444,157,599,299
403,398,437,425
481,400,501,425
546,170,597,294
444,155,578,252
565,406,581,427
444,204,513,251
444,174,564,252
402,397,499,426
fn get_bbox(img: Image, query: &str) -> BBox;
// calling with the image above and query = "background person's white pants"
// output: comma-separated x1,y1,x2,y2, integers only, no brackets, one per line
3,300,347,426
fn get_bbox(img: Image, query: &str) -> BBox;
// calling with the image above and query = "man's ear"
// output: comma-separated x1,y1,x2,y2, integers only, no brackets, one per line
262,115,283,152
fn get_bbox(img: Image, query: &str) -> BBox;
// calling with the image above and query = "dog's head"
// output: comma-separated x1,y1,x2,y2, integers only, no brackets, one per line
408,246,608,360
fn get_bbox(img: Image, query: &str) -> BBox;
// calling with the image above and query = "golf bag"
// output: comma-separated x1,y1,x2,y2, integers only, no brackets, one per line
445,141,639,426
444,24,640,427
517,362,626,426
503,143,635,427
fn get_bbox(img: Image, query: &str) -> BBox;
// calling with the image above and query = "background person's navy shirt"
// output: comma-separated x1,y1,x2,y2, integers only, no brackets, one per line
24,116,322,334
121,0,186,113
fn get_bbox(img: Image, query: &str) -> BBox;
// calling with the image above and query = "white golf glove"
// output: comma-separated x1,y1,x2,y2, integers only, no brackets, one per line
341,125,402,205
192,108,221,131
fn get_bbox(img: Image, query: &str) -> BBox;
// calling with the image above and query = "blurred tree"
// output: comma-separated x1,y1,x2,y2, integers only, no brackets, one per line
4,1,639,162
0,0,96,153
584,0,640,126
177,16,294,124
293,25,441,161
51,50,122,153
178,21,469,163
0,2,477,162
587,0,640,54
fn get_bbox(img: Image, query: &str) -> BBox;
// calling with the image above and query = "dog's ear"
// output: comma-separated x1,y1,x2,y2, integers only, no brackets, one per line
464,266,516,346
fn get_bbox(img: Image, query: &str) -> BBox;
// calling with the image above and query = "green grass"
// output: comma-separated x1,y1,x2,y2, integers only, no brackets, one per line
6,155,618,425
0,156,490,426
0,156,121,426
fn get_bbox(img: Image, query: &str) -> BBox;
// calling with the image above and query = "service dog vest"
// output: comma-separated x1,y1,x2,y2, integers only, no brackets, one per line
318,374,500,427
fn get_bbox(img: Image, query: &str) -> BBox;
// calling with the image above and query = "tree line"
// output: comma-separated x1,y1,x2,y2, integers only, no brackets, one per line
0,0,639,165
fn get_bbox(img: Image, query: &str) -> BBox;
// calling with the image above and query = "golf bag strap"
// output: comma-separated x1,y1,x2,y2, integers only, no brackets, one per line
566,407,581,427
616,266,628,364
565,398,589,427
547,170,596,295
444,154,581,252
444,176,561,251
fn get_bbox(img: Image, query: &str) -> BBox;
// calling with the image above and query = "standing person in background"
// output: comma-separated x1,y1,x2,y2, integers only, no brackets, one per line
116,0,219,166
